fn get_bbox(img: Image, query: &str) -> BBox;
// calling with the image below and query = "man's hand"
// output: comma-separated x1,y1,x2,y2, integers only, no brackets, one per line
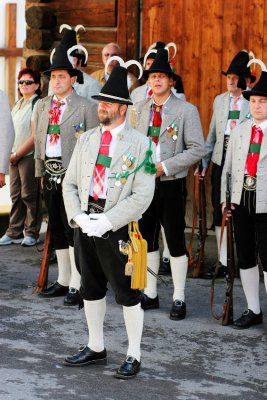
156,162,164,177
10,152,18,166
221,201,235,219
0,173,6,188
88,213,113,237
73,213,96,236
194,165,207,181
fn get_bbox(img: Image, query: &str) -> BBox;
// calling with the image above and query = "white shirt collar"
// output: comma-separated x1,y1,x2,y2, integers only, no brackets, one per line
102,121,126,139
252,119,267,130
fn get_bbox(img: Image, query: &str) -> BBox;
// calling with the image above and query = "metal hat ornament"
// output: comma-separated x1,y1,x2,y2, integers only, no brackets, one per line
242,58,267,100
91,57,143,105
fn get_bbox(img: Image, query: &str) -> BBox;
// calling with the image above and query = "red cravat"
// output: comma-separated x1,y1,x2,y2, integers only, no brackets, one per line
230,96,240,130
150,104,162,145
245,125,263,177
93,130,112,200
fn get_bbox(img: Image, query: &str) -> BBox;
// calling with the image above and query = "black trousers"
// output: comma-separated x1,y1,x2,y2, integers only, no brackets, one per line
74,226,141,306
139,178,187,257
43,174,74,249
211,163,224,226
233,190,267,272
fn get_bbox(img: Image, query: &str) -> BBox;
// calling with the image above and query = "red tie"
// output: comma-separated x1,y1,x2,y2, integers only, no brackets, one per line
150,104,162,145
93,130,112,200
245,125,263,177
147,87,153,97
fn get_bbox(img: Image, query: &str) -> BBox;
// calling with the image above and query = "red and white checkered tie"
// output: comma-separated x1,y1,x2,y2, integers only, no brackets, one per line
93,130,112,200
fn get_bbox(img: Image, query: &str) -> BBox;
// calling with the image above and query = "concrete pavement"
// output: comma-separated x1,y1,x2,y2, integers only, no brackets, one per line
0,231,266,400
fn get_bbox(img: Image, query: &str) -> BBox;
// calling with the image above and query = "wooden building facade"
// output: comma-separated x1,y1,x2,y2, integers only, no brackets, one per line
23,0,267,225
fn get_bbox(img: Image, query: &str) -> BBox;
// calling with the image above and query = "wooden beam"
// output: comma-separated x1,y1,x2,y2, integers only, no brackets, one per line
5,3,19,107
0,48,23,57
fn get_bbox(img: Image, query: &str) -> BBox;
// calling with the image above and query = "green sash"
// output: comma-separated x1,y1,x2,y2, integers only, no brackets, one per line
228,110,240,120
48,124,60,134
148,126,160,137
96,154,112,167
249,143,261,154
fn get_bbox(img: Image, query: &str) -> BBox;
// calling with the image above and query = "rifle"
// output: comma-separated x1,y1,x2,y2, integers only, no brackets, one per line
221,172,235,325
33,222,51,293
188,161,207,278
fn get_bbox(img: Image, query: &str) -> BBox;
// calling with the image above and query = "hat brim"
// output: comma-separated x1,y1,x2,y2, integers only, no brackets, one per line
242,89,267,100
42,67,79,77
143,68,175,79
222,70,256,83
91,93,132,105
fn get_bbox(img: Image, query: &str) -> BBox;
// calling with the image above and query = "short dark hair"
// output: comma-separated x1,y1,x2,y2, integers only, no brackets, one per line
18,67,42,96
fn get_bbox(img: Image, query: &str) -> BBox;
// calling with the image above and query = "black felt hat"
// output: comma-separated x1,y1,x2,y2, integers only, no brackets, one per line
143,48,174,78
92,66,133,105
222,50,256,83
43,44,79,77
243,72,267,100
60,28,87,68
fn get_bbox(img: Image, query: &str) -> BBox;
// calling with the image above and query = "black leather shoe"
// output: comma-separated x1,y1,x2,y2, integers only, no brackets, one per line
141,293,159,310
170,300,186,320
64,288,82,306
115,356,141,379
233,309,263,329
158,258,171,275
64,346,107,366
201,264,227,279
38,281,69,298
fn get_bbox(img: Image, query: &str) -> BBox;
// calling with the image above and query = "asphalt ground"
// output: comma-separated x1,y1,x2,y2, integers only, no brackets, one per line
0,230,266,400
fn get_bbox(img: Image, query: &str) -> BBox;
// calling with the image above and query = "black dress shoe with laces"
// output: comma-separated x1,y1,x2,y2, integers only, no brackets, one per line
38,281,69,298
141,293,159,310
115,356,141,379
158,258,171,275
64,346,107,366
201,264,227,279
64,288,82,306
233,309,263,329
170,300,186,320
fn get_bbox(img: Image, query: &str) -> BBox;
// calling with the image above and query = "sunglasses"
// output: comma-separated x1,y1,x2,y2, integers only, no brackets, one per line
18,80,35,85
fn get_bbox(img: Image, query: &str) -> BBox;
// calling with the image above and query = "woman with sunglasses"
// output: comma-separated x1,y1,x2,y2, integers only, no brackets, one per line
0,68,43,247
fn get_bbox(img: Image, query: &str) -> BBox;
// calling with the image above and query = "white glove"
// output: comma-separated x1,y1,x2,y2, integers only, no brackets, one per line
87,213,113,237
73,213,96,236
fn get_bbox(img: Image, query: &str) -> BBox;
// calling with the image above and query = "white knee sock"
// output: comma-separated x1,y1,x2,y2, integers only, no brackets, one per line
170,255,188,302
84,298,106,352
56,248,71,287
123,303,144,362
263,271,267,294
68,246,81,290
161,227,170,261
240,266,260,314
215,226,227,266
144,250,160,299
